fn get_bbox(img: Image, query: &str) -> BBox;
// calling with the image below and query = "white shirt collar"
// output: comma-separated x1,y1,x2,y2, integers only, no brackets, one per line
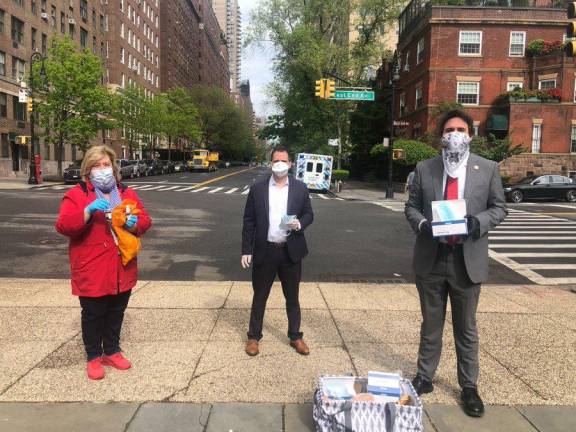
269,175,290,187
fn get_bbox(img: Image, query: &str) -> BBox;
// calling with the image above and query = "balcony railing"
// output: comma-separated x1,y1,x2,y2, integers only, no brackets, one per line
399,0,568,39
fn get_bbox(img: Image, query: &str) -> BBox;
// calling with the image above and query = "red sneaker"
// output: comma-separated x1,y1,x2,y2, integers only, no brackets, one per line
102,352,132,370
87,358,105,380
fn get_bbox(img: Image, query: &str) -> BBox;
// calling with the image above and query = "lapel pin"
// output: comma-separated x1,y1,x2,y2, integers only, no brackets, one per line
474,165,479,170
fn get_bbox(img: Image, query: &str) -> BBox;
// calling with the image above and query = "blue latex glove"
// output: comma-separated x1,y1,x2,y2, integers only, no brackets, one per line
125,215,138,229
85,198,110,215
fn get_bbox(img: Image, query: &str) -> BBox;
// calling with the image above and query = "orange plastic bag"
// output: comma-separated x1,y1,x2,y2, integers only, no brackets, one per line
111,199,142,266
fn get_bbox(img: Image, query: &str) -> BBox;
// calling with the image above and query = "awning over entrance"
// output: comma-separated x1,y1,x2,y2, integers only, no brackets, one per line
486,114,508,131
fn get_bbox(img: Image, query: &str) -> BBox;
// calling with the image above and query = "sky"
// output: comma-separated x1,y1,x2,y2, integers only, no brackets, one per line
238,0,277,118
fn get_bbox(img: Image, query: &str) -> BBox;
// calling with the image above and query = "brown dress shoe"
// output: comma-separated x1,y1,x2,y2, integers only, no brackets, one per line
245,339,259,356
290,339,310,355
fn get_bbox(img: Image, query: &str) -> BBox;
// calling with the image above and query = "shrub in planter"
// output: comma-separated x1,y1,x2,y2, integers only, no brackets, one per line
332,169,350,182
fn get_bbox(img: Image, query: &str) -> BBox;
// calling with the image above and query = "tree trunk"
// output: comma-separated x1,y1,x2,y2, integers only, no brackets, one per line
168,136,172,161
57,138,64,178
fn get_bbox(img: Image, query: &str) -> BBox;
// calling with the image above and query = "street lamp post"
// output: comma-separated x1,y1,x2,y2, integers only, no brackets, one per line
27,52,47,185
386,54,400,199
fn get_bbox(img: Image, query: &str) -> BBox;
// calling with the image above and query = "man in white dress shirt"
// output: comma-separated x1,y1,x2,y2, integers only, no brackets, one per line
241,146,314,357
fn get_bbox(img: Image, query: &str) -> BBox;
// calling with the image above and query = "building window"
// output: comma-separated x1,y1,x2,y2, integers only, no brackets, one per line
0,52,5,76
0,93,7,117
51,5,56,28
14,0,24,7
60,12,66,34
41,33,47,55
11,17,24,44
507,81,523,91
92,36,96,53
120,22,124,38
0,9,4,34
416,38,424,64
457,82,479,105
80,28,88,48
459,31,482,55
120,0,124,12
539,79,556,90
121,73,125,88
532,124,541,153
100,14,105,32
12,95,26,121
12,57,26,82
80,0,88,22
44,142,50,160
31,1,37,15
92,8,96,28
1,134,9,157
399,92,406,116
509,32,526,57
120,47,124,63
415,85,423,109
31,27,37,51
570,126,576,153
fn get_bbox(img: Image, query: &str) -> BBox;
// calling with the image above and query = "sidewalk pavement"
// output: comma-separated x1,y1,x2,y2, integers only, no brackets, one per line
1,279,575,431
0,177,62,190
333,179,408,202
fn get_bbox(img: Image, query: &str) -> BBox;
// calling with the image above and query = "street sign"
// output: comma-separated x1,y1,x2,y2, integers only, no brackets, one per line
328,139,339,147
382,137,390,148
333,90,375,101
18,89,29,103
393,120,409,126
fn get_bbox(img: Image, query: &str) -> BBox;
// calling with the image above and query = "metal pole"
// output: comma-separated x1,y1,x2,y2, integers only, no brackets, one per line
337,119,342,170
386,80,395,199
28,53,38,185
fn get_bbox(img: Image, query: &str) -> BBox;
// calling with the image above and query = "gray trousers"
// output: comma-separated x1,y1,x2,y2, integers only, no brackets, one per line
415,245,481,389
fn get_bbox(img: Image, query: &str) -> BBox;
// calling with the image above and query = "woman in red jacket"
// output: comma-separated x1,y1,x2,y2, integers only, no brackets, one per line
56,145,151,380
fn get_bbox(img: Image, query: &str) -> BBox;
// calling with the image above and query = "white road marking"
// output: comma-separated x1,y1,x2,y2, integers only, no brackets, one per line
504,253,576,257
489,231,575,234
490,244,576,249
225,188,239,194
208,187,224,194
191,187,210,193
317,194,329,200
156,186,179,191
138,185,165,190
488,236,576,240
521,264,576,270
242,189,250,195
488,250,557,285
173,186,197,192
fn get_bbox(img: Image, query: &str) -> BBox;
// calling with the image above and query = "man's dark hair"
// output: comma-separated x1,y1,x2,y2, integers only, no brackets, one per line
436,109,474,137
270,145,291,161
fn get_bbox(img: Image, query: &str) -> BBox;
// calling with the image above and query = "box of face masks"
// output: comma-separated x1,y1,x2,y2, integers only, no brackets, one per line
367,371,402,399
431,199,468,237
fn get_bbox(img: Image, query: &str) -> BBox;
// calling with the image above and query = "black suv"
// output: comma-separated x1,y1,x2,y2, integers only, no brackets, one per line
63,160,83,183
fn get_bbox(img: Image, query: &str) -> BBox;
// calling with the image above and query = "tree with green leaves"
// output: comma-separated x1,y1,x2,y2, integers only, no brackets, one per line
470,134,523,162
112,84,149,159
31,36,114,176
246,0,404,159
189,85,256,161
163,88,202,161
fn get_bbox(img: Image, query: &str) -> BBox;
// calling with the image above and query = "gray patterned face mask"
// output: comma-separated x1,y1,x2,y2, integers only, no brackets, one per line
441,131,471,177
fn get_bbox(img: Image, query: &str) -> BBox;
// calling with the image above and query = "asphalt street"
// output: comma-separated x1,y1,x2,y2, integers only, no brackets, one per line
0,166,574,284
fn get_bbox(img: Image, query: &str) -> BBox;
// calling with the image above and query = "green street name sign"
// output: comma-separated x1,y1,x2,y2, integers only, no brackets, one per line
333,90,375,101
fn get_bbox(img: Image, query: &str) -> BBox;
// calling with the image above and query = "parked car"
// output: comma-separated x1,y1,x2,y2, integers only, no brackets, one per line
144,159,163,176
160,160,175,174
173,161,186,173
130,160,147,178
116,159,135,180
63,160,83,184
504,175,576,203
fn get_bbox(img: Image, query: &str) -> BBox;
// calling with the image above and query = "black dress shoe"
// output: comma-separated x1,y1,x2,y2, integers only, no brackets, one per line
462,387,485,417
411,375,434,396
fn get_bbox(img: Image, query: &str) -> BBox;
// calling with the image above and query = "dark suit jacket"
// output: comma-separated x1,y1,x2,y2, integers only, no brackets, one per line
242,175,314,266
404,154,508,284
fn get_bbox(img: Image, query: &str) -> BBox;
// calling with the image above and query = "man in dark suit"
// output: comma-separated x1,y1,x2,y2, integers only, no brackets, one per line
405,110,507,417
241,146,314,357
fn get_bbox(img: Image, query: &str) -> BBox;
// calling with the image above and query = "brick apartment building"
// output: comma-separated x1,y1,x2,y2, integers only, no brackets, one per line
394,0,576,180
0,0,107,177
106,0,161,159
160,0,228,92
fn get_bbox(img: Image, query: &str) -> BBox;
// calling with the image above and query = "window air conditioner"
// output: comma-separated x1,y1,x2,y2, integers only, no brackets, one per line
41,12,49,19
69,18,76,25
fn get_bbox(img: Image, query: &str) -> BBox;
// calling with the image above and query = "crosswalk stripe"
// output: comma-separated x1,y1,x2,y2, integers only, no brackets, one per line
225,188,239,194
127,185,147,190
171,186,195,192
156,186,179,191
317,194,329,200
139,185,165,190
208,187,224,194
522,264,576,270
191,187,210,193
489,231,575,234
491,244,576,249
504,253,576,257
489,236,576,240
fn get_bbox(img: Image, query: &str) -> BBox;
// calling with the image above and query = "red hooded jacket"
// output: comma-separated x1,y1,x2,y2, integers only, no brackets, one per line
55,181,152,297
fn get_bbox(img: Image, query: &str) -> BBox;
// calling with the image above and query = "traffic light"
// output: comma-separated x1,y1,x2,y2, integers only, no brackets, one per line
27,98,33,113
325,80,336,99
566,2,576,56
315,79,326,98
392,148,406,160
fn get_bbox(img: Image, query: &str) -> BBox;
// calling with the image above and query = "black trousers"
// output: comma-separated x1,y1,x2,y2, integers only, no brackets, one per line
79,290,131,361
248,244,303,341
415,245,481,389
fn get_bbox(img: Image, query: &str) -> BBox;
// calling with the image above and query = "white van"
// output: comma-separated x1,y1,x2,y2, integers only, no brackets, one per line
295,153,333,192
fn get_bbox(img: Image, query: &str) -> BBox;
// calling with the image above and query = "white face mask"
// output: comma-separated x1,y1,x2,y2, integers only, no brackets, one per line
90,166,116,192
441,131,471,177
271,161,290,178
